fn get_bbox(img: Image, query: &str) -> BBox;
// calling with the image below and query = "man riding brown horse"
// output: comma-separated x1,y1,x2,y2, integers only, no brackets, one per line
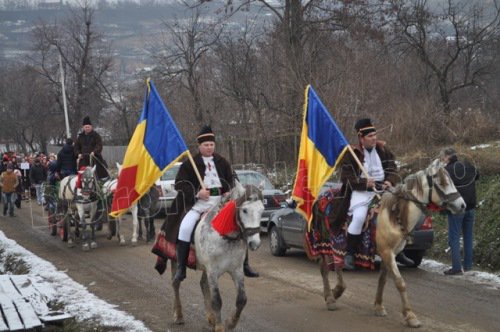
330,118,413,269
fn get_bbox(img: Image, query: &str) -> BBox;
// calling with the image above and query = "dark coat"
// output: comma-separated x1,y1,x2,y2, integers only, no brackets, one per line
56,143,77,176
445,156,479,210
74,130,109,179
161,152,234,242
329,141,399,230
29,162,47,185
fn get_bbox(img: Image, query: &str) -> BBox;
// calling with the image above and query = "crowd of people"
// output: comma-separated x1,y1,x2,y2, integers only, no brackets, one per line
0,116,108,217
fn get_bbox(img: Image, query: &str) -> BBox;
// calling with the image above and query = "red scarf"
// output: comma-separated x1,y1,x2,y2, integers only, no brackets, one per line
211,200,238,236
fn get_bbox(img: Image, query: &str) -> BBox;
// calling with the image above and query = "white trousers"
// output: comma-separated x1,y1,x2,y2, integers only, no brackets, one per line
177,196,221,242
347,190,375,235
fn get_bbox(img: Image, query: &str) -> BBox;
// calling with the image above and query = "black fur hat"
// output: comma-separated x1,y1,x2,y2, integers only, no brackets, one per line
197,125,215,144
82,116,92,126
354,118,376,137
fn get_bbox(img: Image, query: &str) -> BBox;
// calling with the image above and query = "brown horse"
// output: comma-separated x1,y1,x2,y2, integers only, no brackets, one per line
316,159,465,327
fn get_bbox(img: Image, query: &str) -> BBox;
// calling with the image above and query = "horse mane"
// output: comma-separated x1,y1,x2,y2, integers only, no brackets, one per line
234,184,263,208
380,189,411,231
403,171,425,200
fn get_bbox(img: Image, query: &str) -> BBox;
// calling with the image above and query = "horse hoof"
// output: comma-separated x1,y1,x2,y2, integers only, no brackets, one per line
120,241,126,246
214,324,225,332
90,242,98,249
225,318,237,330
374,306,387,317
82,243,90,251
325,299,337,311
173,314,184,325
405,312,421,328
67,240,75,248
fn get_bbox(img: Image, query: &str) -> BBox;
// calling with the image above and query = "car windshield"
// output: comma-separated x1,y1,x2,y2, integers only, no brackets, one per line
236,171,275,190
161,165,180,181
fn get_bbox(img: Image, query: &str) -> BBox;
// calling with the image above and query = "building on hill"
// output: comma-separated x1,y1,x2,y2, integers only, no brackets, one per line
38,0,63,10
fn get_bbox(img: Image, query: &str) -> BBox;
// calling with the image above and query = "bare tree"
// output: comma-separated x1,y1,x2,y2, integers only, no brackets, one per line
30,0,113,138
153,10,223,127
389,0,500,114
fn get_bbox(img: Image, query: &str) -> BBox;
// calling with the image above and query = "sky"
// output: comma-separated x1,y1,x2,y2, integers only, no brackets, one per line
1,229,499,330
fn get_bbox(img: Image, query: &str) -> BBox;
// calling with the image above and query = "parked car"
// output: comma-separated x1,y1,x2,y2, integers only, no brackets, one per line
267,183,434,267
155,162,182,214
235,169,288,232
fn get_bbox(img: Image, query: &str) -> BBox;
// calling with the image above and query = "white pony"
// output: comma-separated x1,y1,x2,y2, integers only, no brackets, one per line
171,181,264,332
58,166,99,251
101,163,159,246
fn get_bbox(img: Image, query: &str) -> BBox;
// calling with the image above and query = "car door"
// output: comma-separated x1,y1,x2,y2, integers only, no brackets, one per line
281,210,306,247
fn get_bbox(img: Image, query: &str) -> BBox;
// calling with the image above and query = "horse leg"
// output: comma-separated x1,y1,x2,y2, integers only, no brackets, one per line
116,216,125,246
130,204,139,246
147,216,156,242
77,206,90,252
200,271,216,328
379,250,421,328
66,213,75,248
374,262,388,317
90,203,98,249
207,272,224,332
320,255,336,310
171,261,184,325
225,269,247,330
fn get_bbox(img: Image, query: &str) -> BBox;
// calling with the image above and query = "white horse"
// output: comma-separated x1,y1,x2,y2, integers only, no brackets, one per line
316,159,466,327
171,181,264,331
101,164,159,246
58,166,99,251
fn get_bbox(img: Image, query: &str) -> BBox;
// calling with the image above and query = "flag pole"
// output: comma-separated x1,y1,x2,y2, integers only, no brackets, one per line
186,151,207,190
346,145,381,198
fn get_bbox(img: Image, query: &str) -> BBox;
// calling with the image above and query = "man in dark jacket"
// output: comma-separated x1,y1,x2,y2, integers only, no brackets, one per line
441,147,479,275
56,138,77,179
74,116,109,180
170,125,235,282
29,158,47,205
333,118,401,270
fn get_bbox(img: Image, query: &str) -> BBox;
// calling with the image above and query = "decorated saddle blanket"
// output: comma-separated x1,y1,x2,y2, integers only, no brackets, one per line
153,200,238,275
304,188,378,270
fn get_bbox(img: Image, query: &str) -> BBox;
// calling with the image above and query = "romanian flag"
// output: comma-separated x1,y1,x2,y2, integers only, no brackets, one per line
110,80,189,217
292,85,349,228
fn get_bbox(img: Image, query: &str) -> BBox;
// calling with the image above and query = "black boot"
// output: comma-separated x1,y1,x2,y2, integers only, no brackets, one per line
396,252,415,266
344,233,362,271
243,251,259,278
173,240,191,282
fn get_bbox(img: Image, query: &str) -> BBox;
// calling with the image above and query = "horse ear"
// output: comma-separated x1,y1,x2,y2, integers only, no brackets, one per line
258,180,265,191
116,162,122,175
428,159,443,176
231,180,245,200
92,165,97,173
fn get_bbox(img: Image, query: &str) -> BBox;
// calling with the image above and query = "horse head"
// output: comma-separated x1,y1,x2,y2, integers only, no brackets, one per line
232,181,264,250
79,165,97,196
402,159,465,214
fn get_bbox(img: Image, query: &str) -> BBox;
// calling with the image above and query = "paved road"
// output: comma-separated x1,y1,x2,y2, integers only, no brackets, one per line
1,202,499,332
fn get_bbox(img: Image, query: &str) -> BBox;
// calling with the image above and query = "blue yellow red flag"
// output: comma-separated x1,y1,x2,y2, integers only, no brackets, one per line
291,85,349,227
110,79,189,217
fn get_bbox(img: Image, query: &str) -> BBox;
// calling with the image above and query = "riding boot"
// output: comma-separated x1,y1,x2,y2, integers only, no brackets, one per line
243,250,259,278
173,240,191,282
344,233,362,271
396,251,415,266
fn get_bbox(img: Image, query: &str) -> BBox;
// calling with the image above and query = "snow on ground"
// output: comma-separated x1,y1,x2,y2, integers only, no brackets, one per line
0,230,151,332
420,259,500,290
1,230,500,330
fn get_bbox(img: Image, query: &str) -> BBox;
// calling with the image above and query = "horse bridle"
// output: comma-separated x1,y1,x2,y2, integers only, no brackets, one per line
425,173,462,210
223,201,260,241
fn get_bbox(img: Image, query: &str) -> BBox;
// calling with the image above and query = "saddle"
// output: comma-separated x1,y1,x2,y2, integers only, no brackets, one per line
305,189,379,270
152,200,238,275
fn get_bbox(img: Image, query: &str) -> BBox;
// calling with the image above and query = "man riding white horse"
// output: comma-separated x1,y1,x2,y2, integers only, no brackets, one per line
331,118,413,270
168,125,258,282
